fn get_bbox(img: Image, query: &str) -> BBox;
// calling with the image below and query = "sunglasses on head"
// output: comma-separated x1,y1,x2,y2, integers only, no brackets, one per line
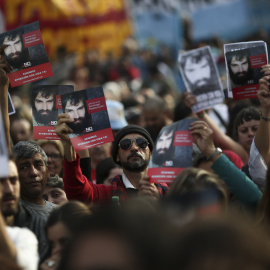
119,137,149,151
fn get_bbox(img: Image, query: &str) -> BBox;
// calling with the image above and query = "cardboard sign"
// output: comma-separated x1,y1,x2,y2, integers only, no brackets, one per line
178,46,224,112
60,86,114,151
0,21,53,87
32,85,74,140
224,41,268,99
8,93,15,115
148,117,196,184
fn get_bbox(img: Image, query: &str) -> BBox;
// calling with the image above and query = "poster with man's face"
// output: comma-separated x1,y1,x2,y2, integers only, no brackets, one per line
148,117,196,184
60,87,114,151
178,46,224,112
32,85,74,140
224,41,268,100
0,21,53,87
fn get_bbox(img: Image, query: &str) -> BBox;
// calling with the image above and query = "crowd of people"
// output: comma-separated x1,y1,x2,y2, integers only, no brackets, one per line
1,30,270,270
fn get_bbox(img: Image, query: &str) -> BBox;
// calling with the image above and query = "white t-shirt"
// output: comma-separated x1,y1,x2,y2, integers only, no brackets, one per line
6,226,39,270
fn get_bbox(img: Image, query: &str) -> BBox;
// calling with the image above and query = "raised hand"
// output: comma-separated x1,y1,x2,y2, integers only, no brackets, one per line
184,92,197,109
258,75,270,111
54,113,74,143
189,120,216,158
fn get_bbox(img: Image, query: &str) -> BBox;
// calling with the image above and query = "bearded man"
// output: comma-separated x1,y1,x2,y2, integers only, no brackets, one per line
32,87,58,126
227,50,254,87
1,31,31,72
55,116,168,204
62,92,94,137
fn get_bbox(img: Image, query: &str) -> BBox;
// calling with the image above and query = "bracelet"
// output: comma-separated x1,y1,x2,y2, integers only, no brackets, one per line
206,148,222,161
260,112,270,121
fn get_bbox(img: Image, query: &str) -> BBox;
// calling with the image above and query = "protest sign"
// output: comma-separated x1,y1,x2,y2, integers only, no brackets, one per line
178,46,224,112
32,85,74,140
148,117,196,184
8,93,15,115
0,21,53,87
224,41,268,99
60,86,114,151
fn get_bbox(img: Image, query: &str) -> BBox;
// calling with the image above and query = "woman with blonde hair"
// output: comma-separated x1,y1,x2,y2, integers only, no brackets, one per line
166,167,228,218
37,140,64,177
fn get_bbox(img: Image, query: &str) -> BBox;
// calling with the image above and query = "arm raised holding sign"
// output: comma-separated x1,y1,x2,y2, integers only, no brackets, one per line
185,92,249,164
0,48,12,151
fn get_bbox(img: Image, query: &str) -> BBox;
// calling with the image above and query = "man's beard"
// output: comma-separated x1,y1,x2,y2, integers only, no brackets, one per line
152,148,172,166
193,78,210,88
230,68,254,85
6,48,30,70
68,114,91,134
34,109,58,125
1,195,19,217
121,152,149,173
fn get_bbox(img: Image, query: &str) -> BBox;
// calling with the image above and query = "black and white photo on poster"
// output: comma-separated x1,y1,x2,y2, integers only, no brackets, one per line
178,46,224,112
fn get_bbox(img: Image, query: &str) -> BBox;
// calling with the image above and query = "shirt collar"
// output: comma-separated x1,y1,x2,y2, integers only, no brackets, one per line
122,172,135,189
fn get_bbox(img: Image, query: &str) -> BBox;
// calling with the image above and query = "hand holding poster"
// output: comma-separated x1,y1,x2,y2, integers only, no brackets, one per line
178,46,224,112
224,41,268,99
148,117,196,184
32,85,74,140
0,21,53,87
60,87,114,151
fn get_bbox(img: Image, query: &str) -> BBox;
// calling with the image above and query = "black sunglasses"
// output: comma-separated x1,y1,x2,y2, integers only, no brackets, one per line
119,137,149,151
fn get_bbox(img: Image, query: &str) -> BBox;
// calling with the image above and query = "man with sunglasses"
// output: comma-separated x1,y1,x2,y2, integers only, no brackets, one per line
55,113,168,204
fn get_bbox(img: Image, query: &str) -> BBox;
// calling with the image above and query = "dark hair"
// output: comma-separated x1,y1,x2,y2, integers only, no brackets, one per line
171,216,270,270
62,92,86,112
226,49,250,65
233,107,260,140
151,123,176,165
0,29,22,46
46,201,90,233
183,50,210,64
31,86,56,111
167,167,227,208
173,96,192,122
96,157,121,184
58,204,170,270
180,48,212,72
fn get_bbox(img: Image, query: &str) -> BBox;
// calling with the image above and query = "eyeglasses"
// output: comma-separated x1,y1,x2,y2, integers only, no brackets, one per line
46,153,62,161
119,137,149,151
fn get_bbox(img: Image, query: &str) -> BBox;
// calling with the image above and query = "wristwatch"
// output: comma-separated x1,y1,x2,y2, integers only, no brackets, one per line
206,148,222,161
